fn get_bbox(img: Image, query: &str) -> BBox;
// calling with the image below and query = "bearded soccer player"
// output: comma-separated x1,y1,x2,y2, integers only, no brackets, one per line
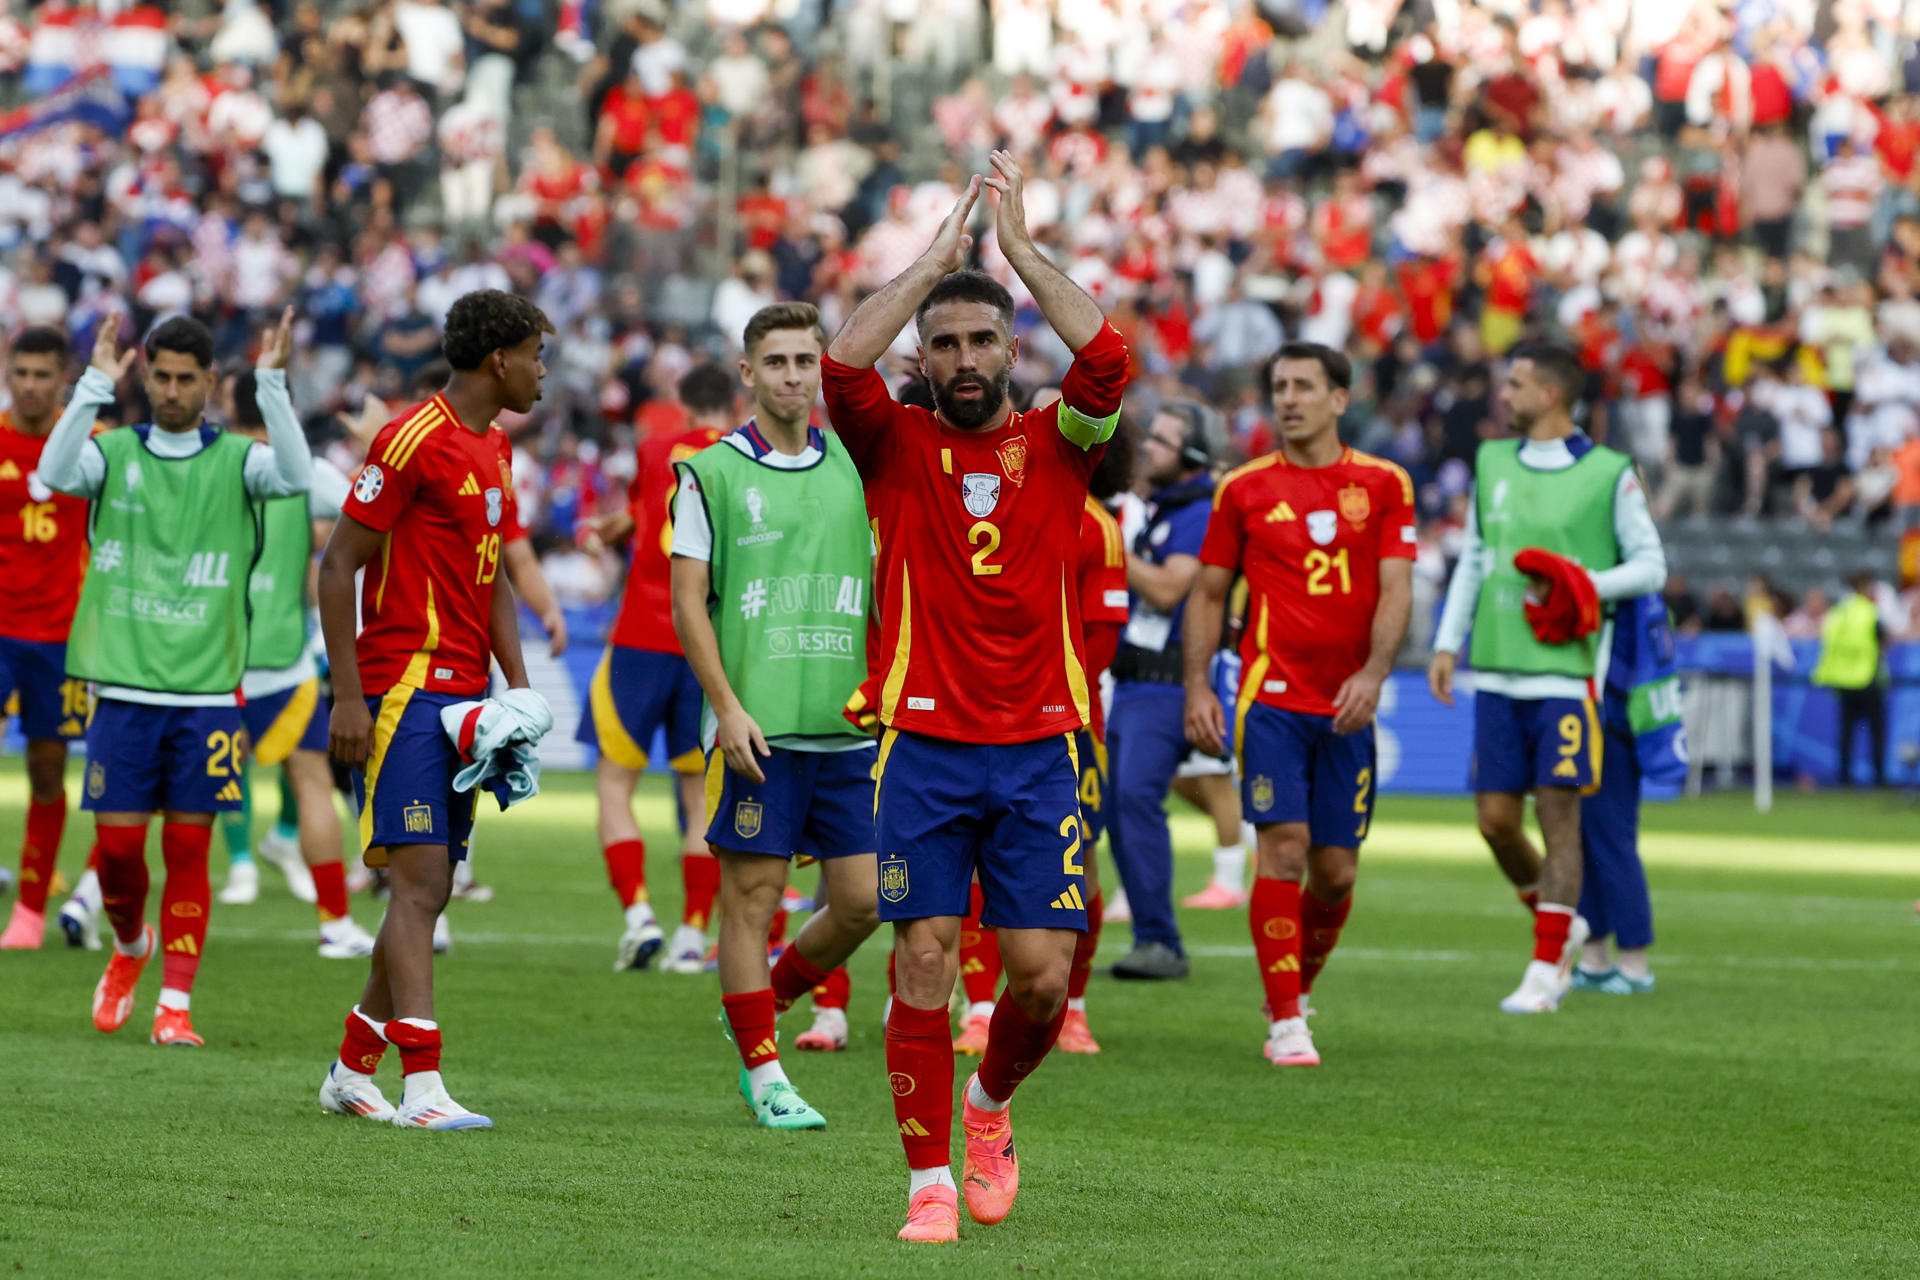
1427,342,1665,1013
0,327,99,951
579,364,732,973
228,370,378,959
41,309,312,1046
670,302,880,1130
316,290,554,1129
1185,342,1413,1067
820,151,1128,1243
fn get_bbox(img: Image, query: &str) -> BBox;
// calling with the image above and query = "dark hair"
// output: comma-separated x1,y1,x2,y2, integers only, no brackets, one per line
915,270,1014,333
1509,340,1586,410
232,369,265,428
741,301,824,358
145,315,214,369
678,363,736,416
1265,341,1352,392
9,326,70,363
1154,400,1217,470
441,289,556,371
1089,417,1138,500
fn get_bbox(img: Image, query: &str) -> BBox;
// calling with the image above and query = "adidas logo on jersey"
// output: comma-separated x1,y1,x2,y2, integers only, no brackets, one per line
0,460,18,480
1265,501,1297,523
1050,884,1087,911
458,473,481,496
216,780,243,802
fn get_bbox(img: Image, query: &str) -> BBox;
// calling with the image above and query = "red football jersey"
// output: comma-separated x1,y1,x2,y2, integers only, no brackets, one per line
607,423,725,654
343,396,520,698
0,412,91,642
821,324,1130,744
1077,496,1129,741
1199,447,1415,718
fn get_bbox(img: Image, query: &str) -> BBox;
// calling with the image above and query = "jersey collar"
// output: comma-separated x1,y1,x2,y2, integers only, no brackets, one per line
732,419,824,460
135,422,220,450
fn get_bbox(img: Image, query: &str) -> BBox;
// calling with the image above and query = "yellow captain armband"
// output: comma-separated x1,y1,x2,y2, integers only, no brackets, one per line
1058,403,1120,450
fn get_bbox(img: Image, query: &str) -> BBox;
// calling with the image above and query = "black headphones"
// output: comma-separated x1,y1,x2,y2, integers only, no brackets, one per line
1160,401,1218,470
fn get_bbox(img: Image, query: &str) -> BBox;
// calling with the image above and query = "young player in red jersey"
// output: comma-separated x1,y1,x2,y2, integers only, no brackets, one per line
0,328,99,951
952,420,1134,1057
315,291,554,1130
820,152,1129,1243
1184,342,1414,1068
578,365,731,973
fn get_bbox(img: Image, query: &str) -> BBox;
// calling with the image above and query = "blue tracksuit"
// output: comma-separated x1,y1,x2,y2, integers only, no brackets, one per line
1108,476,1213,955
1578,669,1655,950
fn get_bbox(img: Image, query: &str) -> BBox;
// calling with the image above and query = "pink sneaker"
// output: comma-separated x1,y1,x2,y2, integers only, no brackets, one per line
0,901,45,950
1182,881,1246,910
897,1184,959,1243
959,1075,1019,1224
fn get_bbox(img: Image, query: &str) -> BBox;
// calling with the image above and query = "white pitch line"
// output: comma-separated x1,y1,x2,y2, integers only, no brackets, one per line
204,928,1919,973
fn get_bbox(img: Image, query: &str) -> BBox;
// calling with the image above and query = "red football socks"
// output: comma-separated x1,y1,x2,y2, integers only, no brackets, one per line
770,944,830,1012
1250,877,1304,1021
387,1017,442,1076
959,884,1001,1006
86,842,100,873
158,823,212,994
339,1005,389,1074
1067,890,1104,1001
97,823,150,947
312,861,349,923
603,838,647,908
682,853,719,929
722,989,780,1069
978,995,1065,1102
1533,903,1575,963
813,966,850,1011
886,1000,954,1168
1300,891,1352,994
18,793,66,914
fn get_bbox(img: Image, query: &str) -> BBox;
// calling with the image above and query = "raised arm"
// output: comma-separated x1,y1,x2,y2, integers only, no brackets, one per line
825,177,981,369
985,151,1104,352
245,308,315,499
41,313,136,499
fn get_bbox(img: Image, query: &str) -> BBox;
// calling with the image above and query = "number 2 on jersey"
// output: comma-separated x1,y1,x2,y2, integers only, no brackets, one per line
474,533,501,584
968,520,1002,576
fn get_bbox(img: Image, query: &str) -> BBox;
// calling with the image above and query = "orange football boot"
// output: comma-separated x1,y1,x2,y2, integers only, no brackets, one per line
1056,1007,1101,1054
91,925,154,1033
959,1073,1019,1224
897,1185,960,1243
951,1013,990,1055
151,1005,204,1047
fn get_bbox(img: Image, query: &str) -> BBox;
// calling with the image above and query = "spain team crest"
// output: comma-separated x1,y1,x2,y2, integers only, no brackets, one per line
734,801,763,839
1250,774,1275,813
879,857,909,903
1338,485,1371,526
86,761,105,800
996,435,1028,487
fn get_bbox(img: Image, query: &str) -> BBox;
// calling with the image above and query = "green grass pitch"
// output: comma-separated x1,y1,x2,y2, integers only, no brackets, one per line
2,773,1918,1277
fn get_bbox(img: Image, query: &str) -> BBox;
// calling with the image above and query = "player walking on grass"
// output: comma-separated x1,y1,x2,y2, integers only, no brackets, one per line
42,309,311,1046
228,370,378,960
316,290,553,1129
579,365,732,974
1427,342,1666,1013
0,327,100,951
668,302,881,1130
820,151,1129,1243
1185,342,1414,1066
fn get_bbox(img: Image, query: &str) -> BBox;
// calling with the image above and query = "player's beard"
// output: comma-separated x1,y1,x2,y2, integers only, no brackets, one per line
933,369,1011,431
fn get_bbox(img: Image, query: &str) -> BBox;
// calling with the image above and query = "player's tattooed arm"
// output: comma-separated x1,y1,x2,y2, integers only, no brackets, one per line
825,177,981,369
985,150,1104,352
319,514,386,765
1182,564,1235,756
670,553,770,784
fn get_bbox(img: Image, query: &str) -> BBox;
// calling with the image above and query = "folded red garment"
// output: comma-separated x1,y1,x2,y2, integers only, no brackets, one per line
1514,547,1602,646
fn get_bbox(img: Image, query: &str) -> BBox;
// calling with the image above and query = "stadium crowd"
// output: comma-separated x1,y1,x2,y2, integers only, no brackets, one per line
7,0,1920,635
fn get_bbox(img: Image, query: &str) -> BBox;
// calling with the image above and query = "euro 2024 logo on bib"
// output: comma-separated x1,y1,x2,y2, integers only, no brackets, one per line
961,473,1000,518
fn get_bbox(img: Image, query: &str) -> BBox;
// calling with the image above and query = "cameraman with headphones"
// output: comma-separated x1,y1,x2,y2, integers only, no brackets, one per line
1107,402,1220,981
